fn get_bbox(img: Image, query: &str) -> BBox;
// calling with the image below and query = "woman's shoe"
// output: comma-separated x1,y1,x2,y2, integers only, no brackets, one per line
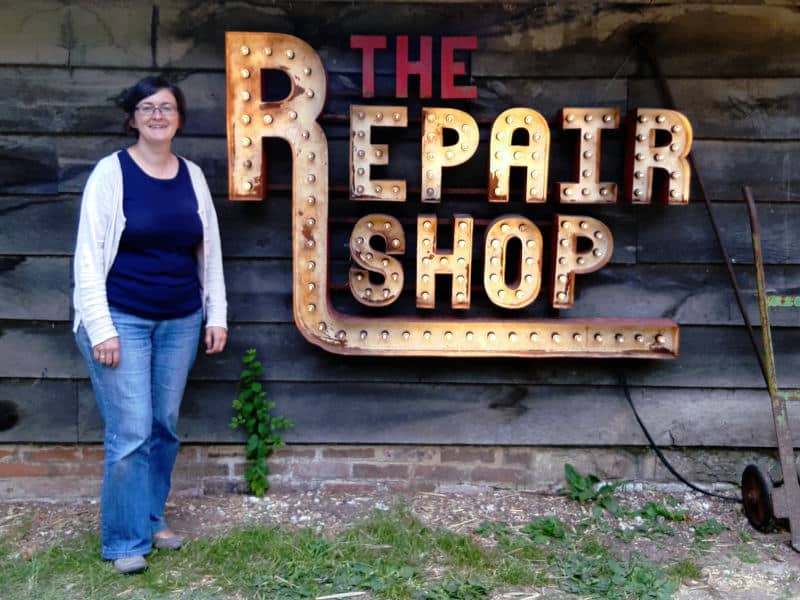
153,531,184,550
113,555,148,574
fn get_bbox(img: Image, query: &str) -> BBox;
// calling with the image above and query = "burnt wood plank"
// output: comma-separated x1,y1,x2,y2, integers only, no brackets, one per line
7,2,799,78
5,256,799,327
0,186,642,263
52,133,632,197
0,257,71,320
0,68,631,135
77,380,795,447
0,380,77,442
0,137,58,194
638,203,800,266
0,196,80,255
473,4,800,78
628,79,800,140
0,69,224,137
2,322,797,389
6,134,795,203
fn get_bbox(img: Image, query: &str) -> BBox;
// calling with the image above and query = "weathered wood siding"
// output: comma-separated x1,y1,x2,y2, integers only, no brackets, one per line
1,1,798,448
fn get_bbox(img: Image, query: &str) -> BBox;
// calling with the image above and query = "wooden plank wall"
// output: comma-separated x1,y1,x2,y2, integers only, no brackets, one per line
1,0,799,448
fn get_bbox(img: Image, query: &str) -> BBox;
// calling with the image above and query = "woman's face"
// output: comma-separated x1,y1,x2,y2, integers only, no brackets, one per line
129,88,181,145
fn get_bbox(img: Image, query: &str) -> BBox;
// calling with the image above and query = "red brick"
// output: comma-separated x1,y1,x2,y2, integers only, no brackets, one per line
273,446,317,460
386,479,436,494
470,466,527,486
501,449,532,467
352,463,410,480
379,447,438,462
172,463,228,479
441,447,497,465
206,445,246,458
292,461,350,480
0,463,49,477
203,477,250,495
321,447,376,459
49,463,104,477
414,464,468,482
82,446,105,462
233,461,289,477
0,477,101,500
177,446,202,462
321,481,380,495
23,447,81,462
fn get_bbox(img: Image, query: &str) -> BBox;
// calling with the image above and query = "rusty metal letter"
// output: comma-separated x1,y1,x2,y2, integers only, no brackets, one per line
558,108,619,204
551,215,613,309
349,215,406,307
421,108,479,202
488,108,550,203
483,216,543,309
625,109,693,204
416,214,473,309
350,105,408,201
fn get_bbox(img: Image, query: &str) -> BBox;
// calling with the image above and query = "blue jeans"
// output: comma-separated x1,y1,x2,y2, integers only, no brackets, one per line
75,306,202,559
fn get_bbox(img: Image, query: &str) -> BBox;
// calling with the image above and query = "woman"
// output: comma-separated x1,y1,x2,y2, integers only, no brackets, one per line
73,76,227,574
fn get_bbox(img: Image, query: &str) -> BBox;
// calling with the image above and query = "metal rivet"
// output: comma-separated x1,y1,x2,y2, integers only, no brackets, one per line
286,49,295,59
241,46,250,55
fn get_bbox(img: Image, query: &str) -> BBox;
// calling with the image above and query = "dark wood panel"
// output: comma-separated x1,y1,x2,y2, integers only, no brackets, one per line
0,69,224,137
473,4,800,78
0,191,639,265
0,257,71,320
0,380,77,442
629,79,800,140
6,256,799,327
2,322,796,389
0,196,81,255
51,133,633,197
5,2,799,79
638,203,800,265
77,380,795,447
0,68,631,135
0,137,58,194
691,141,800,203
6,134,795,204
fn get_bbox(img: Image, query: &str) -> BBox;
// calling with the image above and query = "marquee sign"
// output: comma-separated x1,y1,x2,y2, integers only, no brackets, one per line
225,32,689,359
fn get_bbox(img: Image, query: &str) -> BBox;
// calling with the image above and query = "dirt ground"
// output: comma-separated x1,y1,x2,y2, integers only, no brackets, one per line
2,484,800,599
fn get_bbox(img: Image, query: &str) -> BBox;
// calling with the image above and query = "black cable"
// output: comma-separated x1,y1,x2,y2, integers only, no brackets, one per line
618,372,741,503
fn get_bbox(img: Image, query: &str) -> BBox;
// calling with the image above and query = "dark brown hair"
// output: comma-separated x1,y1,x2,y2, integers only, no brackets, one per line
118,75,187,136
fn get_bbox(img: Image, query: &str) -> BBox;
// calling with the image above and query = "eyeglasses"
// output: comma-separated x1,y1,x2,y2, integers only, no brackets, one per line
135,103,178,116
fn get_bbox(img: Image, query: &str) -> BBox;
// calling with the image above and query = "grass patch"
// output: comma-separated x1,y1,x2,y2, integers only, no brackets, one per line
2,469,724,600
0,502,690,600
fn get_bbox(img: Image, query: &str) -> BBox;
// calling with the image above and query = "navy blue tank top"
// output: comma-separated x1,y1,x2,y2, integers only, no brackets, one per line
106,150,203,319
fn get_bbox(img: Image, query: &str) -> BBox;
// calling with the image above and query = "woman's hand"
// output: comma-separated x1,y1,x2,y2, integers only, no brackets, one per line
93,337,120,368
205,326,228,354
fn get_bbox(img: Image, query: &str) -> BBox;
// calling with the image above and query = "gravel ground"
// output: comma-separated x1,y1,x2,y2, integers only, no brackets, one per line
2,485,800,598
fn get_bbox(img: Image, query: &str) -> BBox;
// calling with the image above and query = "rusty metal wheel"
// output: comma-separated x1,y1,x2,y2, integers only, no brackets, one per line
742,464,776,533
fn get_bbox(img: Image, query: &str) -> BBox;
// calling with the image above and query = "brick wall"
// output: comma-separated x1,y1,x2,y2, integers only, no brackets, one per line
0,443,775,500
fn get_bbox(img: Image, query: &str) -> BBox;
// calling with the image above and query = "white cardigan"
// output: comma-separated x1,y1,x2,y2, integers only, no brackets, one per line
72,152,228,347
